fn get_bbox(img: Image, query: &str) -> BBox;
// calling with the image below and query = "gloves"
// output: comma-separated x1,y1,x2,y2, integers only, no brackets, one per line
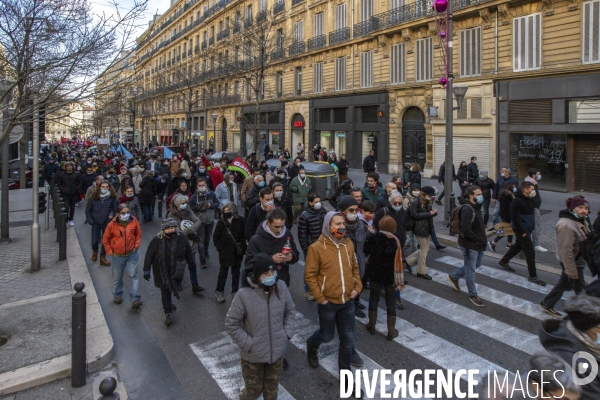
143,272,151,281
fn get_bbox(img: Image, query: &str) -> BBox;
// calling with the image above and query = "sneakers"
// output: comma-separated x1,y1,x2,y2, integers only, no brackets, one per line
435,245,447,250
534,246,548,252
416,273,433,280
355,308,366,318
192,284,205,294
435,199,442,205
132,300,143,308
447,275,461,292
350,352,364,368
540,302,562,319
69,220,75,226
357,302,366,310
498,261,516,273
215,291,225,303
113,297,122,305
488,241,496,253
307,340,319,368
165,313,173,326
395,298,405,310
469,296,484,307
304,291,315,301
528,276,547,286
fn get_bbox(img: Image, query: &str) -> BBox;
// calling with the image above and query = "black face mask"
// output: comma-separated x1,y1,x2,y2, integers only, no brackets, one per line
223,212,233,219
164,231,175,238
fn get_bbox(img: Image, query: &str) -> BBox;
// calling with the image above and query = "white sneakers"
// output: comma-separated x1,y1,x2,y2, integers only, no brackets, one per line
534,246,548,252
69,221,75,226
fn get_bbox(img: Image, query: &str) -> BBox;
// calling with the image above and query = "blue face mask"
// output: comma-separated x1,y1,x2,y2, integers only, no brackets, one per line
536,174,541,180
478,175,483,180
512,187,517,193
392,205,402,212
101,189,109,195
180,203,188,210
199,169,205,173
573,212,582,219
258,181,265,187
260,271,277,287
476,195,484,204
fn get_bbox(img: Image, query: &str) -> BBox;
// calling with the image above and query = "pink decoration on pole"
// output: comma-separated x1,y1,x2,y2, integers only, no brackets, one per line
432,0,448,13
439,31,446,39
439,76,448,86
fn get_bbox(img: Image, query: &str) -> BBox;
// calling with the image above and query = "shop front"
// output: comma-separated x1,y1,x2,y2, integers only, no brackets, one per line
309,93,389,173
497,72,600,192
240,102,285,158
291,114,305,157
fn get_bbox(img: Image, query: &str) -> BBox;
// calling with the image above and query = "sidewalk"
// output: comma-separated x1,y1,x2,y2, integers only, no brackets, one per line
0,188,121,396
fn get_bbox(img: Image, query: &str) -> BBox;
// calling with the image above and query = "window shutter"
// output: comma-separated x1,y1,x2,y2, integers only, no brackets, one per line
314,13,324,37
360,0,373,22
294,21,304,42
471,98,482,119
416,38,432,81
513,13,542,71
313,62,323,93
336,4,347,30
360,51,373,88
583,1,600,64
336,57,346,90
390,43,405,84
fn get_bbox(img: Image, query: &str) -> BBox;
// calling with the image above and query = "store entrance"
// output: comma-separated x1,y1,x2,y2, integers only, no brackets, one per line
402,107,426,170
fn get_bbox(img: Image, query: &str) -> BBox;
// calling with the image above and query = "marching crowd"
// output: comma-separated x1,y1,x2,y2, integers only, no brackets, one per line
41,141,600,399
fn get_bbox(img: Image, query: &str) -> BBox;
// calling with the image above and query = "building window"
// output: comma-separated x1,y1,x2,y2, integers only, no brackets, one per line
246,80,252,101
460,27,481,77
335,3,347,30
390,0,404,9
513,13,542,71
360,51,373,88
294,67,302,95
471,98,482,119
294,20,304,42
583,0,600,64
416,37,433,82
313,62,323,94
335,57,346,90
276,71,283,98
314,13,324,37
390,43,405,84
360,0,373,22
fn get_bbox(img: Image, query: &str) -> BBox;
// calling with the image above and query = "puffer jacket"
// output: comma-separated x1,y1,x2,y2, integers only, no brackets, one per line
102,216,142,256
297,204,327,254
540,319,600,400
225,279,295,364
305,234,363,304
143,231,196,288
289,175,312,204
410,197,434,238
56,170,82,196
364,233,397,285
85,195,118,225
138,176,157,205
556,209,590,276
189,190,220,224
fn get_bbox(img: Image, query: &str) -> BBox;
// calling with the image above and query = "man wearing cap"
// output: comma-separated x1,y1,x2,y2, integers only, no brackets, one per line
143,218,199,326
540,197,591,318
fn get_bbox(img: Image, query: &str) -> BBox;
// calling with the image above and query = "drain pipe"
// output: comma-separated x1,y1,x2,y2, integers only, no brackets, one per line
351,0,355,89
494,8,498,75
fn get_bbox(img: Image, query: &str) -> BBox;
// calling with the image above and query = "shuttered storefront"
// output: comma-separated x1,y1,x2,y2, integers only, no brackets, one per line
433,137,491,177
574,135,600,193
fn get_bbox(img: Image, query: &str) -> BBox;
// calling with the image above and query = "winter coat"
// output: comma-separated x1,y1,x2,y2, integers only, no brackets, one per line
289,176,312,204
457,199,487,251
438,162,456,182
157,163,171,178
305,234,363,304
145,160,160,173
241,176,255,203
274,197,294,229
244,185,262,211
102,216,142,256
375,193,389,211
167,176,191,196
345,220,367,277
105,174,120,193
167,206,201,235
288,164,300,180
225,279,295,364
56,170,82,196
215,182,239,208
407,171,421,187
457,167,469,185
143,232,196,288
362,186,385,203
362,155,376,173
138,176,157,205
540,319,600,400
494,174,519,200
118,195,142,222
43,162,59,181
297,204,327,254
189,190,220,224
364,233,397,285
245,204,269,241
85,195,118,225
510,191,536,235
169,159,181,176
498,192,514,223
373,204,407,246
556,210,590,276
155,177,169,199
81,172,97,195
244,224,300,285
213,216,247,266
467,162,479,183
208,168,224,189
410,197,434,238
336,159,350,175
524,177,542,209
474,177,495,200
180,159,192,177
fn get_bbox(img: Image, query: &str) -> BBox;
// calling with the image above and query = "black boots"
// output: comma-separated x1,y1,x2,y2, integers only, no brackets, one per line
307,340,319,368
387,316,398,341
366,311,377,334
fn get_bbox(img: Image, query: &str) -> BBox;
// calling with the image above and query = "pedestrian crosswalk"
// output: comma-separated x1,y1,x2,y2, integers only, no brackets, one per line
190,255,557,399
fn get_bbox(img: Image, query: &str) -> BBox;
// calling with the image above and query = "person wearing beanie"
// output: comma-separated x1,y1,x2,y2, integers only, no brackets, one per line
405,186,438,280
143,218,200,326
364,216,404,340
305,211,363,389
540,293,600,400
225,253,295,400
540,196,591,318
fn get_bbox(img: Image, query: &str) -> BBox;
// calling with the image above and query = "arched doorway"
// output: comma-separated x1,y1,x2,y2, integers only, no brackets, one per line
221,118,228,151
402,107,426,169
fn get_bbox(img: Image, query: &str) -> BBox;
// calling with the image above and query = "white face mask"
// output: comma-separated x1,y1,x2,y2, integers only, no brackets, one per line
412,191,420,197
345,213,358,221
529,190,537,198
274,192,283,199
119,213,130,220
313,202,322,210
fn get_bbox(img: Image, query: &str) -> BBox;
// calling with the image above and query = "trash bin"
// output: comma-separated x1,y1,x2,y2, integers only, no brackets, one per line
301,162,336,200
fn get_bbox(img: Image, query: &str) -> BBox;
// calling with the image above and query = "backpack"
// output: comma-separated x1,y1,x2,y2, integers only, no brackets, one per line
449,204,475,235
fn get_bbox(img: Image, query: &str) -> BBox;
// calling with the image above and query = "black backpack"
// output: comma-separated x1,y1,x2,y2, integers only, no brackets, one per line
449,204,474,235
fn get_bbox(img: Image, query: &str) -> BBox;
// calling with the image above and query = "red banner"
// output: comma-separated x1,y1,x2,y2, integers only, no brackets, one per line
228,156,251,178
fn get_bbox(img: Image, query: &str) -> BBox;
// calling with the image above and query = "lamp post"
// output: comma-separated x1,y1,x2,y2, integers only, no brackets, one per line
1,79,15,242
211,113,218,151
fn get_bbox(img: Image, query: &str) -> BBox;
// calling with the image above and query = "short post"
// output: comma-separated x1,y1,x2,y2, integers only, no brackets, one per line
59,209,67,261
57,206,64,243
448,192,457,237
44,185,50,230
99,377,120,400
71,282,86,388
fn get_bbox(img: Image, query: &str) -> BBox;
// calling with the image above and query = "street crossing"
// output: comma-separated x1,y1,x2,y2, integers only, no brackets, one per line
190,255,557,399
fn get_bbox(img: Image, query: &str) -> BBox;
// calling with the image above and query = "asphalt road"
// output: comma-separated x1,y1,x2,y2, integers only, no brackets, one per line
73,203,566,400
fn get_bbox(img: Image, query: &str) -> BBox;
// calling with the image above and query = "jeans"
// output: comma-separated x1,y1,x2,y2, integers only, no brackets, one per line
451,247,484,297
492,201,501,225
63,192,78,221
500,232,537,278
431,228,441,247
216,263,241,293
492,234,513,245
307,300,355,372
368,282,396,317
482,199,491,225
542,264,585,308
157,199,164,217
141,203,153,221
197,222,214,263
91,222,108,256
111,250,140,302
532,208,541,247
160,285,174,314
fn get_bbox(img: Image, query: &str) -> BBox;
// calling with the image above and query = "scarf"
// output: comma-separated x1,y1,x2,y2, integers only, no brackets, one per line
566,321,600,358
380,230,404,290
369,185,377,194
524,176,538,185
156,232,180,297
100,191,110,199
262,220,286,239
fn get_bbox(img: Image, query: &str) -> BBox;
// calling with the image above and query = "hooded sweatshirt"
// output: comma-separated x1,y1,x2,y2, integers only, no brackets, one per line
304,211,363,304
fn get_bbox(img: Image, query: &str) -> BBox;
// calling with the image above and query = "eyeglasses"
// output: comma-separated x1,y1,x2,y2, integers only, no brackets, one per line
392,202,402,206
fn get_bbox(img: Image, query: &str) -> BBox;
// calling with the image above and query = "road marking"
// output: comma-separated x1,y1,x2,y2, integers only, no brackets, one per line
190,332,296,400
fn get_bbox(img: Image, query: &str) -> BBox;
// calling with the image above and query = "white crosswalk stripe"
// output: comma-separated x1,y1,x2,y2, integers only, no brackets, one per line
190,332,296,400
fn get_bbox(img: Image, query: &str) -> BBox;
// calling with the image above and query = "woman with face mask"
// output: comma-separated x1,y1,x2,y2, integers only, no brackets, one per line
488,183,516,253
86,182,118,266
225,253,295,400
271,182,294,230
457,161,470,195
405,186,438,280
118,186,143,223
102,204,143,307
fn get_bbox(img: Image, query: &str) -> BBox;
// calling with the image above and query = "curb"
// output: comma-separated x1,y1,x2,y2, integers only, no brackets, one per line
0,229,114,395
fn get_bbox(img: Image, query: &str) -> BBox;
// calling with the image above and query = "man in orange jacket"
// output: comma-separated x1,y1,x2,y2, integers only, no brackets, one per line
103,203,143,307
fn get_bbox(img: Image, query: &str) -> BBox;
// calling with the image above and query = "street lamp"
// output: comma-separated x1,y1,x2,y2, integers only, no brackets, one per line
0,79,15,243
211,113,218,151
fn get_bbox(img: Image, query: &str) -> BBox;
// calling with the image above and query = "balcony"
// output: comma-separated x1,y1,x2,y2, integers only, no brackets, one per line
292,0,304,6
205,94,241,107
288,41,305,57
217,28,230,40
167,60,171,66
209,37,215,46
195,45,200,53
233,22,241,33
182,52,187,59
256,10,267,23
176,55,181,61
270,49,284,61
328,27,350,45
274,1,285,15
202,41,207,50
244,17,253,29
188,49,192,56
307,35,326,51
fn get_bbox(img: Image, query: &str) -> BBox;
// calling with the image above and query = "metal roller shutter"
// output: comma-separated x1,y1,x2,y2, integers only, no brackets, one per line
434,137,491,176
574,135,600,193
